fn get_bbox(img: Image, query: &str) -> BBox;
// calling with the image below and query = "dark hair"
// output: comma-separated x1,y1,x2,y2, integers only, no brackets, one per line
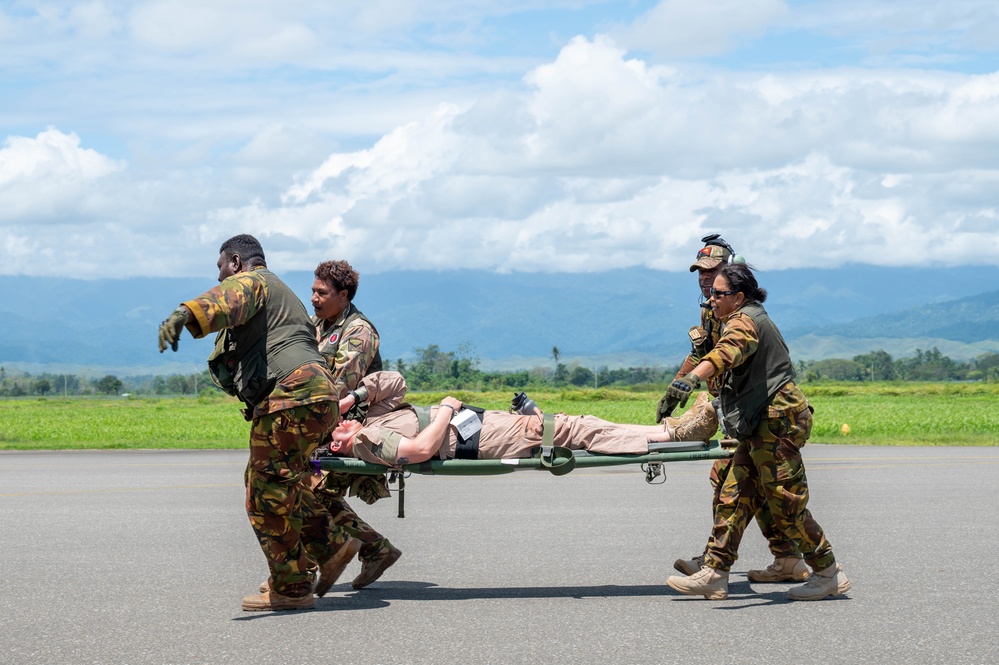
314,260,359,301
219,234,266,267
720,263,767,303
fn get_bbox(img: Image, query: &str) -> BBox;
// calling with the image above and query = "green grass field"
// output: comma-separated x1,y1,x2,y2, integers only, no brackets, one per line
2,382,998,450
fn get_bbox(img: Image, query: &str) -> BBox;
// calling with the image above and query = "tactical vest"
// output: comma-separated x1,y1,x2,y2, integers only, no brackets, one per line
702,305,721,355
316,303,383,375
209,269,322,407
719,302,796,439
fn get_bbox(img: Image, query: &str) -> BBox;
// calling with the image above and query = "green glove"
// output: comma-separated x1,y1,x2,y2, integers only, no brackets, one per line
655,391,680,423
666,372,700,411
158,307,189,352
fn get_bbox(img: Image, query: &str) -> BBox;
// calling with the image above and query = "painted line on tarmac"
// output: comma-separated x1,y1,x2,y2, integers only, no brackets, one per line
0,483,242,498
523,457,999,479
0,460,242,468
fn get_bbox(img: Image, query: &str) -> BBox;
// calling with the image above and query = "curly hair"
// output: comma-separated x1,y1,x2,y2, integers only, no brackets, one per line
314,260,359,300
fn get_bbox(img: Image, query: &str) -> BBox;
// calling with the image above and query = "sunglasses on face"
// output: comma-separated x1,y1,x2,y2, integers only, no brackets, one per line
709,288,737,297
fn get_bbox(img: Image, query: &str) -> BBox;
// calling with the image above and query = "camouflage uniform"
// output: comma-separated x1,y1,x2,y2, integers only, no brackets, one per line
314,303,382,397
699,307,835,573
675,305,801,561
182,267,350,596
312,303,395,566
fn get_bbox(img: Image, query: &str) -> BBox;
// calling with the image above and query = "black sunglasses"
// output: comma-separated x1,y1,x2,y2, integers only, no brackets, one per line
709,288,737,297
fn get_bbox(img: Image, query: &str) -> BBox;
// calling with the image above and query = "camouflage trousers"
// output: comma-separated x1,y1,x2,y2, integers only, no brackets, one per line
245,401,352,596
706,455,802,559
705,406,835,573
316,488,394,563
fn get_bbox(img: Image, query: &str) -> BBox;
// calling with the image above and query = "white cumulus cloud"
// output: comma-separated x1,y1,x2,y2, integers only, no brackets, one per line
181,36,999,275
2,3,999,277
617,0,788,58
0,128,122,223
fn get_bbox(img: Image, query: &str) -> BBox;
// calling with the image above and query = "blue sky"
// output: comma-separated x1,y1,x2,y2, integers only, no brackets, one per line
2,0,999,277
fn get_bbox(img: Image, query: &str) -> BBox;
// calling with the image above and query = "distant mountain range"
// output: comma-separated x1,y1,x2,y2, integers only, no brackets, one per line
2,265,998,376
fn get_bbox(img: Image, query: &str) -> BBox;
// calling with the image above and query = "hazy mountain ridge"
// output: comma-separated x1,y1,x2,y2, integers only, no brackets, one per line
2,265,998,375
805,291,999,343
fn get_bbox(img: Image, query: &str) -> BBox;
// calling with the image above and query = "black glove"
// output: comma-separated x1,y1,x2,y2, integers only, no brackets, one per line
655,391,680,423
158,307,189,352
666,372,700,410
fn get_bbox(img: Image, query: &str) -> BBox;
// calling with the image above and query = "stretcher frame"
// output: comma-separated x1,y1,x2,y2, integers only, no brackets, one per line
318,439,734,518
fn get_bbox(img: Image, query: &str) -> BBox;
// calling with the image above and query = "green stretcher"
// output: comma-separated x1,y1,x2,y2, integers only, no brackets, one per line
317,439,734,518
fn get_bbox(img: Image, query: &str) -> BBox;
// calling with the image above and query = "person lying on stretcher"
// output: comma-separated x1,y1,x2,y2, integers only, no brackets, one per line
326,371,718,466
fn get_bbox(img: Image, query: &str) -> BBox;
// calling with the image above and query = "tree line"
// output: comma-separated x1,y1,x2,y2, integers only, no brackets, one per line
0,367,219,398
2,346,997,398
396,345,999,390
394,344,680,391
800,347,999,382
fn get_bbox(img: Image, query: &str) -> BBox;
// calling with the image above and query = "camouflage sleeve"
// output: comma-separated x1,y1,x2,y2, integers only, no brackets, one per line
675,354,699,381
359,371,408,417
182,271,268,338
700,311,759,377
330,319,380,397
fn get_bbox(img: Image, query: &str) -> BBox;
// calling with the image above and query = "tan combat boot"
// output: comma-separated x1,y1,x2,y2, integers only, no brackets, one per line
788,563,851,601
747,556,809,583
666,566,729,600
314,538,363,597
352,545,403,589
260,573,316,593
665,392,719,442
241,590,315,612
672,555,704,576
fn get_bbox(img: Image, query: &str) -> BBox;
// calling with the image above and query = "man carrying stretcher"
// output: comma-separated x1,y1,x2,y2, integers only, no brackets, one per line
325,371,719,466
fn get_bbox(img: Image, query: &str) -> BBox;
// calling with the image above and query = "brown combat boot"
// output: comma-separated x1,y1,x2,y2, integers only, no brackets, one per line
352,545,403,589
666,566,729,600
259,572,314,594
747,557,809,583
665,392,719,442
673,555,704,576
241,590,315,612
314,538,362,597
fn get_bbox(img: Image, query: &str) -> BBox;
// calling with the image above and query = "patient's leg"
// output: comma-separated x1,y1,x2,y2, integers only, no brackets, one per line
663,392,718,442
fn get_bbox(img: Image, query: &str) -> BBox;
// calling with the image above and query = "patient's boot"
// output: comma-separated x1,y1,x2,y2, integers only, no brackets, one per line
665,392,718,442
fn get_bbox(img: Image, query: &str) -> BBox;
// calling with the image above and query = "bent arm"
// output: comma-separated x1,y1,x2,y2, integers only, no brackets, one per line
693,312,759,382
396,396,463,463
358,371,408,417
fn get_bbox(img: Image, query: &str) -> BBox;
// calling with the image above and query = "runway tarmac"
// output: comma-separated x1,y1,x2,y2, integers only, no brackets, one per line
2,445,997,664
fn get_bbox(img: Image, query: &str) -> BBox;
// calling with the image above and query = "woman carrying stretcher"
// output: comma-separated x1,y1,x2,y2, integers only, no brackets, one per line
325,371,719,466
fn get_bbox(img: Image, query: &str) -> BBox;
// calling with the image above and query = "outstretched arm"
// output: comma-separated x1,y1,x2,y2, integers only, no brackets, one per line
396,396,463,463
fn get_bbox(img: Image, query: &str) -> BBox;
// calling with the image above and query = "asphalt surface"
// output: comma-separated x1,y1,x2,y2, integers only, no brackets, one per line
2,445,997,665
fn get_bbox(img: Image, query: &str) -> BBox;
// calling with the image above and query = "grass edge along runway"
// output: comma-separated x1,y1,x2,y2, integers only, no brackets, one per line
2,382,998,449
